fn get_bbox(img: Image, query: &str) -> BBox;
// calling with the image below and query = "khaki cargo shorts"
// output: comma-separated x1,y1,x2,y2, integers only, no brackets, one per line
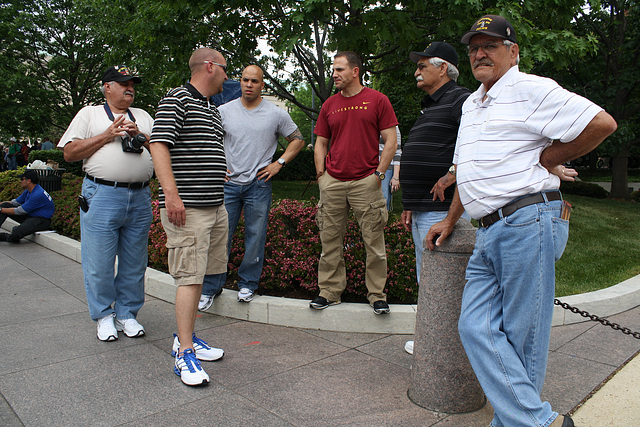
160,205,228,286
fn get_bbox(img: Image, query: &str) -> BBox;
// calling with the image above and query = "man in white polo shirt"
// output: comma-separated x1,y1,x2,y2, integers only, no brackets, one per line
59,65,154,342
426,15,617,427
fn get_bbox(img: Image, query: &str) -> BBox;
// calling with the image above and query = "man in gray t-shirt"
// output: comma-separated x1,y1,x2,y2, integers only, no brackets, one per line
200,65,305,308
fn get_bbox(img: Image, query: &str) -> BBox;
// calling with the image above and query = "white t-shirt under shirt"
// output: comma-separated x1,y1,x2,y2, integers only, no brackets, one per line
219,98,298,185
454,66,603,219
59,105,155,183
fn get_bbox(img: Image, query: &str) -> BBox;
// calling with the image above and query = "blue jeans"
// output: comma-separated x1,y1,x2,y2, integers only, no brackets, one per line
458,197,568,427
80,178,152,321
412,210,470,282
8,155,17,170
202,178,272,295
380,167,394,211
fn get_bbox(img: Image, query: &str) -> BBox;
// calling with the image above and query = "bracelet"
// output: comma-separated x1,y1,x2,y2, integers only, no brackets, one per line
391,177,399,181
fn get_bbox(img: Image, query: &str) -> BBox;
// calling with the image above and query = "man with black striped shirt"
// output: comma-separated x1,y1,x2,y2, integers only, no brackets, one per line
150,48,228,386
400,41,470,356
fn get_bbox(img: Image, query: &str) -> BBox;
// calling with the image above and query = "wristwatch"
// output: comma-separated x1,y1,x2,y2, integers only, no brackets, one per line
277,158,286,166
448,165,456,175
374,171,385,180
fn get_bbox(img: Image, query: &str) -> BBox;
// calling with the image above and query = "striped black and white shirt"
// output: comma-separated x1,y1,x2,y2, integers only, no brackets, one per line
454,66,603,219
150,83,226,208
400,81,470,212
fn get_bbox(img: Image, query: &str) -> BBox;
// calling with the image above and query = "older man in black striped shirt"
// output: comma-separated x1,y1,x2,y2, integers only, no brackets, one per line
150,48,228,386
400,42,471,285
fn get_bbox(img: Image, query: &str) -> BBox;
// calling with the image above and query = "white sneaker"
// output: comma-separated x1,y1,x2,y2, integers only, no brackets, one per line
404,340,414,355
115,318,145,338
174,348,209,386
96,313,118,342
198,288,223,311
172,333,224,361
198,294,214,311
237,288,254,302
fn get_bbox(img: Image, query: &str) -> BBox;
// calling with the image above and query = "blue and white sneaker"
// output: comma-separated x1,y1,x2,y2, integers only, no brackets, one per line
174,348,209,386
171,333,224,361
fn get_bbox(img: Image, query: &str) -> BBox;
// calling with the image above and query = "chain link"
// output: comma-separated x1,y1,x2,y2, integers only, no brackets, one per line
554,299,640,339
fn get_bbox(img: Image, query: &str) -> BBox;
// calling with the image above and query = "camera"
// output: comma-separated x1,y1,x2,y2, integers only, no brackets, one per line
121,133,146,154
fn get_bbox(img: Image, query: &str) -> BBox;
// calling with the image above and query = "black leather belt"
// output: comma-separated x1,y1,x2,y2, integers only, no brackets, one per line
85,174,150,189
479,191,562,228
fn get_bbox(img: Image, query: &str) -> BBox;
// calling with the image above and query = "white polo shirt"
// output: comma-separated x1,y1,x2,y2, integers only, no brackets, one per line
454,66,603,219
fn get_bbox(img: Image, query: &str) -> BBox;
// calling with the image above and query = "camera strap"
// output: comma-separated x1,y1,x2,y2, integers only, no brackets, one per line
103,102,136,122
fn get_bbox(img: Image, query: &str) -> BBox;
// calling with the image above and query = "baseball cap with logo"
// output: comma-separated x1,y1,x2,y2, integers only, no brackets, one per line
461,15,517,44
101,65,142,84
410,41,459,68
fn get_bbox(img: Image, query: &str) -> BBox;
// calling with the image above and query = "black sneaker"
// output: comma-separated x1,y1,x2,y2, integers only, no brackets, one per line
309,296,340,310
372,300,390,315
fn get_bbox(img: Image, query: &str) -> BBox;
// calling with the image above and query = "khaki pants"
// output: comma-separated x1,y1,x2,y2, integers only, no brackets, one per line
316,173,388,303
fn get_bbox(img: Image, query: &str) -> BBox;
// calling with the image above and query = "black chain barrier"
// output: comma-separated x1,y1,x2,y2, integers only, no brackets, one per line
554,299,640,339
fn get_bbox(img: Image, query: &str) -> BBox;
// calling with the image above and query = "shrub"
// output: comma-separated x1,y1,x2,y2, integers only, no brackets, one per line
226,199,418,303
560,180,609,198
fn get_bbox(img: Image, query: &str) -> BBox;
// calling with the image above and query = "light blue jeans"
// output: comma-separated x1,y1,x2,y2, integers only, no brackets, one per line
80,178,152,321
202,178,272,295
412,210,470,282
458,197,568,427
380,167,394,211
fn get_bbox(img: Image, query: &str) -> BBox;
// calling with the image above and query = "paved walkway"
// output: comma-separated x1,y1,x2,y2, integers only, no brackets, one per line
0,240,638,426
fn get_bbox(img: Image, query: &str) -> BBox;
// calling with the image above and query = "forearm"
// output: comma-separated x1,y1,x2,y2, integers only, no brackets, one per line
281,138,305,164
63,132,113,162
540,111,617,171
378,128,398,173
148,143,179,198
0,206,17,215
314,137,329,177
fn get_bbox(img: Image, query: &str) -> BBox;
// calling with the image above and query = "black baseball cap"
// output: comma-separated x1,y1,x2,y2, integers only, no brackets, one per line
18,169,39,184
101,65,142,84
461,15,517,44
410,41,459,67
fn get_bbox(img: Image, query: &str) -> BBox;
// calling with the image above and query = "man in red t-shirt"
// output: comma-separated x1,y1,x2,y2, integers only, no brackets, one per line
312,51,398,314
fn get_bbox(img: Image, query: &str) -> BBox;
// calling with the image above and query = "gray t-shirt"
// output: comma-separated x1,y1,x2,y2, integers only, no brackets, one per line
219,98,298,185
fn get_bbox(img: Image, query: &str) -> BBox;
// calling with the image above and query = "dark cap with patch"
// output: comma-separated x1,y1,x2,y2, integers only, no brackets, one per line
101,65,142,84
461,15,517,44
410,41,459,67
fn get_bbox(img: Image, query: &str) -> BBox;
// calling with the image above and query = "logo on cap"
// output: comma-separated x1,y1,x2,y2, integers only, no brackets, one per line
475,17,492,31
116,66,133,76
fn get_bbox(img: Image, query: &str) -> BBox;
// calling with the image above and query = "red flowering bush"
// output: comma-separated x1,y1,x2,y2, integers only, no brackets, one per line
1,171,419,303
226,198,418,303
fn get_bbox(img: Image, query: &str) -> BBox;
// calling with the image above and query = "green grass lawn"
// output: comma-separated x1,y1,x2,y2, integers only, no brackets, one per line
577,168,640,182
556,194,640,296
273,180,640,297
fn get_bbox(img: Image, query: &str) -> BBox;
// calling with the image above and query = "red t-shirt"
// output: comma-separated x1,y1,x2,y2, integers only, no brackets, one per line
314,87,398,181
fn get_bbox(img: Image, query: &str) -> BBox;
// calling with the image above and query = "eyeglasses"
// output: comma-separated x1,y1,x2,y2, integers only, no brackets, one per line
467,42,504,57
203,60,227,73
416,63,430,71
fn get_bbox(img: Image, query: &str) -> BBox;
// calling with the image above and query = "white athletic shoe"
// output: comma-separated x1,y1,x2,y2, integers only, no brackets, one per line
96,313,118,342
171,333,224,361
114,318,145,338
404,340,414,355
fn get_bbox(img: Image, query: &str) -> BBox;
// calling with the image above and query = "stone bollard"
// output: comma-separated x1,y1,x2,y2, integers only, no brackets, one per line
407,219,485,413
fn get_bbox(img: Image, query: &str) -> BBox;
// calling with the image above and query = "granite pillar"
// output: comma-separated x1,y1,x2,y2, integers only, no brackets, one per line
407,219,485,413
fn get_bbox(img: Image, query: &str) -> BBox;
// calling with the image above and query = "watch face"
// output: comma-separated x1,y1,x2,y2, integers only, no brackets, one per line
278,158,285,165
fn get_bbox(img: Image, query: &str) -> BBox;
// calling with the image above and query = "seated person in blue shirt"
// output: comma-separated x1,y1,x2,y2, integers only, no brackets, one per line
0,169,55,243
